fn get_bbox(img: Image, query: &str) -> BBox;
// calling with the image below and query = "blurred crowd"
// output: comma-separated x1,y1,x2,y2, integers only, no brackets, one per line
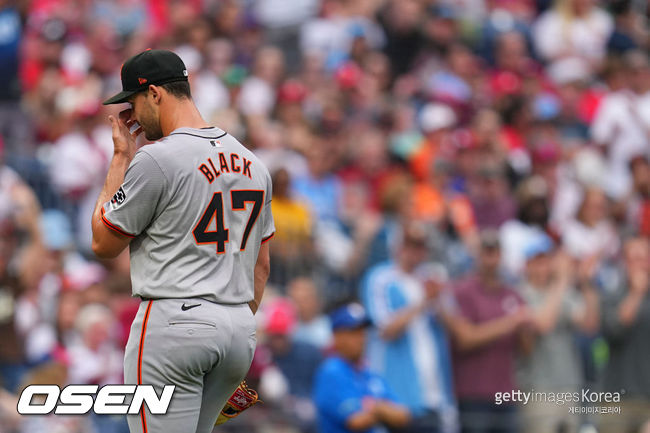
1,0,650,432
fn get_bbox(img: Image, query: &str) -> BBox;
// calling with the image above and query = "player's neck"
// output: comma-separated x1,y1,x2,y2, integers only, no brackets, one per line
160,98,210,136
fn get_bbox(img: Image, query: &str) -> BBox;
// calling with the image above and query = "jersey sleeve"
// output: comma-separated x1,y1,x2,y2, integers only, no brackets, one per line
261,174,275,243
101,150,168,238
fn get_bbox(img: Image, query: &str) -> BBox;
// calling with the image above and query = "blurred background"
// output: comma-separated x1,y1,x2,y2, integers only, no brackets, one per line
0,0,649,432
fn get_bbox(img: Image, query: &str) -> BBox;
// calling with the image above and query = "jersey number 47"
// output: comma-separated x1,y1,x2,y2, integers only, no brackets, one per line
193,190,263,254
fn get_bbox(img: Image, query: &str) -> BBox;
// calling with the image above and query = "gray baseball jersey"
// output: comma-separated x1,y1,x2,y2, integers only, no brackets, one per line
101,126,275,304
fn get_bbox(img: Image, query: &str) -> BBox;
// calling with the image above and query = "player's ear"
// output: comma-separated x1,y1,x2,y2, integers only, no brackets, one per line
148,84,162,105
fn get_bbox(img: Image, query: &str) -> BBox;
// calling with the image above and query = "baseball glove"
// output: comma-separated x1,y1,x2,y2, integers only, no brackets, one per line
215,381,261,425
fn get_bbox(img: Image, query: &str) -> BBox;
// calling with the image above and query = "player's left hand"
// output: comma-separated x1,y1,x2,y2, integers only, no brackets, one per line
109,108,142,159
215,381,260,425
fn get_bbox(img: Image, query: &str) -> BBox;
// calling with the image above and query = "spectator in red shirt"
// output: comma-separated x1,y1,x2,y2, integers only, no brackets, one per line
445,230,532,433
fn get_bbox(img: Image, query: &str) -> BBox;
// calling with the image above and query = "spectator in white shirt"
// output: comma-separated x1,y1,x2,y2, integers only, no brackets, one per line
591,51,650,198
533,0,613,66
562,187,619,261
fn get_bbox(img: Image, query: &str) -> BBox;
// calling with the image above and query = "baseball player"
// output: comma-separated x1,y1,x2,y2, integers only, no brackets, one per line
91,49,274,433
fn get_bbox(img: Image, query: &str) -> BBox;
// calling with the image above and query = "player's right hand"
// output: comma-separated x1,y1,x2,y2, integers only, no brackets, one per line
108,108,142,159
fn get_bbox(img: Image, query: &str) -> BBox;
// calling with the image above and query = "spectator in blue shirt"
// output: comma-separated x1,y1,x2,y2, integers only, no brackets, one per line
292,141,343,224
313,303,410,433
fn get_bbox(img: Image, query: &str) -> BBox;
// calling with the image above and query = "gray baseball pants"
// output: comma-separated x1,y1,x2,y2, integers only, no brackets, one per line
124,298,256,433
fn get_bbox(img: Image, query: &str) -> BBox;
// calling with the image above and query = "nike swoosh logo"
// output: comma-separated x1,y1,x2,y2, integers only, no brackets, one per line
181,303,201,311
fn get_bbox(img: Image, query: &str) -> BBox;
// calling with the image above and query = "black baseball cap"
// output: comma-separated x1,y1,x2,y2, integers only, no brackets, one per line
103,49,189,105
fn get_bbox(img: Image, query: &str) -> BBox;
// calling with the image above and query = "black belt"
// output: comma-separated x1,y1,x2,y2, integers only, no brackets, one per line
138,296,249,306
